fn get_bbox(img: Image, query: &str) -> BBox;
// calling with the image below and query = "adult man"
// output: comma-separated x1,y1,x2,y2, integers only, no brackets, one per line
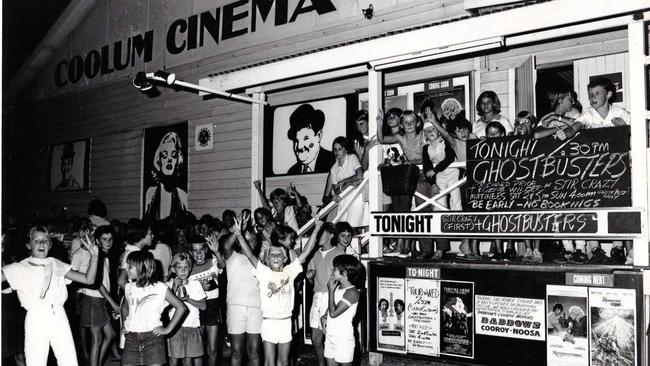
286,104,335,174
55,142,82,191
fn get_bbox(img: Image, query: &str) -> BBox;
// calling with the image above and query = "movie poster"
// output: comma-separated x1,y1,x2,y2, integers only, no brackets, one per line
413,83,465,122
546,285,589,366
589,287,636,366
377,277,406,353
405,278,440,356
440,281,474,358
141,121,189,220
476,295,545,341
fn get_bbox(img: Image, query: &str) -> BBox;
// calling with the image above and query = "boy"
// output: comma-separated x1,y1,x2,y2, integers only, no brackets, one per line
306,223,346,366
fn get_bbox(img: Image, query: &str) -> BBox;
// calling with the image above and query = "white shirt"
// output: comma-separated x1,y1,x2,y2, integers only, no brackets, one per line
71,248,110,298
473,114,513,137
189,258,222,299
124,282,168,332
254,260,302,319
3,257,72,311
167,279,205,328
226,251,261,308
150,243,173,279
576,105,631,129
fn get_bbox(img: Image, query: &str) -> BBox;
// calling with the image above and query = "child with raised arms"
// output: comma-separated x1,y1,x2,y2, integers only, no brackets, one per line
322,254,365,366
121,250,187,366
188,234,226,366
167,252,207,366
231,215,323,366
2,226,100,366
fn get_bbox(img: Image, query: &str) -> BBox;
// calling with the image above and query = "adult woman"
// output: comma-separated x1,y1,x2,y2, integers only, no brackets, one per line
322,136,367,227
144,132,188,220
473,91,513,137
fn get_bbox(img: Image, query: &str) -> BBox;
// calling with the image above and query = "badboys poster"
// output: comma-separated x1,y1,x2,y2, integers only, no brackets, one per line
405,278,440,356
440,280,474,358
376,277,406,353
475,295,545,341
546,285,589,366
589,287,636,366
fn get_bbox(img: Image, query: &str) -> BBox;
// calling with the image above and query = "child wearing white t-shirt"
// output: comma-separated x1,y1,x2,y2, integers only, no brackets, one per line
2,226,100,366
232,215,322,366
167,253,207,366
122,251,187,366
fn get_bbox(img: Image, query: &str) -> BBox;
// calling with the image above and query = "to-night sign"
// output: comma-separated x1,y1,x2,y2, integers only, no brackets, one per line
54,0,336,87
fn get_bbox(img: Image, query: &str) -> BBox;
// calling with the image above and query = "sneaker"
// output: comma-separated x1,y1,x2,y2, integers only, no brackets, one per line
589,248,612,264
522,248,533,262
504,248,517,261
383,240,398,255
491,253,504,262
609,246,626,264
532,249,544,263
553,250,573,264
396,251,411,258
457,253,479,261
571,249,588,263
625,252,634,265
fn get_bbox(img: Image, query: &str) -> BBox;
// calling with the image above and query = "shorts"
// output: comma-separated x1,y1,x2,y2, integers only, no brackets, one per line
324,332,355,363
122,332,166,365
167,327,204,359
79,294,109,327
199,298,223,326
261,318,292,344
227,304,262,335
309,292,329,330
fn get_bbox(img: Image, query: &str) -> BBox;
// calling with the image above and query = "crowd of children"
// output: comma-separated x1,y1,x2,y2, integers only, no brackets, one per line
1,196,366,366
375,76,633,265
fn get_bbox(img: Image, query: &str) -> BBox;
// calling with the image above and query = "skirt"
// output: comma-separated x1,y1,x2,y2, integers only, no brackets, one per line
79,294,110,327
167,327,204,359
122,331,166,365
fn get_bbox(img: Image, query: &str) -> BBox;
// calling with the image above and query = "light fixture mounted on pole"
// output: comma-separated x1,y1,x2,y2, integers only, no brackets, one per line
132,69,267,105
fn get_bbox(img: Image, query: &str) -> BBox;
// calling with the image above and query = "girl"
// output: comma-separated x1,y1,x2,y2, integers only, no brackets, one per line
534,88,580,139
377,109,433,257
2,226,99,366
322,136,367,228
335,222,358,258
254,180,312,233
167,253,207,366
474,91,513,137
122,250,187,366
232,215,322,366
322,255,365,366
513,112,544,263
221,232,263,366
271,225,299,260
421,120,458,260
188,234,226,366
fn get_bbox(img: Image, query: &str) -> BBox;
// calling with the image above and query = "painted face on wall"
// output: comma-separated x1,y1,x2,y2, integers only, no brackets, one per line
158,141,178,176
293,127,321,165
60,157,73,178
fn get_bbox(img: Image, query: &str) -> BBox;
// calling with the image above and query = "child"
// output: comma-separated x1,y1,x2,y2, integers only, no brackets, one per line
322,255,364,366
2,226,99,366
118,219,155,289
335,222,359,258
167,253,207,366
474,91,513,137
74,225,121,366
306,222,345,366
188,234,226,366
221,232,263,366
122,251,187,366
254,180,312,233
421,120,458,260
270,225,299,260
232,215,322,366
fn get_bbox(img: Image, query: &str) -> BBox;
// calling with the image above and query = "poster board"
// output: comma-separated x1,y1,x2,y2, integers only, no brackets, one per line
49,139,90,192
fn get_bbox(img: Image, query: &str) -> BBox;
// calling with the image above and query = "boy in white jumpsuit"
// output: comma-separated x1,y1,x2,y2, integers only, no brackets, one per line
2,226,99,366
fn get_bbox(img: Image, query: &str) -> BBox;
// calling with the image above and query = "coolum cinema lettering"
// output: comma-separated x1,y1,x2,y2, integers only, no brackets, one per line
54,0,336,87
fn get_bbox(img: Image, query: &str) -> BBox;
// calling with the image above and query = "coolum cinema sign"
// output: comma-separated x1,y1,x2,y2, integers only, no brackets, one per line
54,0,336,87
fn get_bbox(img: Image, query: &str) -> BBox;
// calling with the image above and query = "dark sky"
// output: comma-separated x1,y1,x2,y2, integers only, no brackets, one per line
3,1,71,84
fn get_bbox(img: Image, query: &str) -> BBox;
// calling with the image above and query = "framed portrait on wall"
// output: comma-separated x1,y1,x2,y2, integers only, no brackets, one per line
141,121,189,220
264,95,358,177
49,139,90,192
